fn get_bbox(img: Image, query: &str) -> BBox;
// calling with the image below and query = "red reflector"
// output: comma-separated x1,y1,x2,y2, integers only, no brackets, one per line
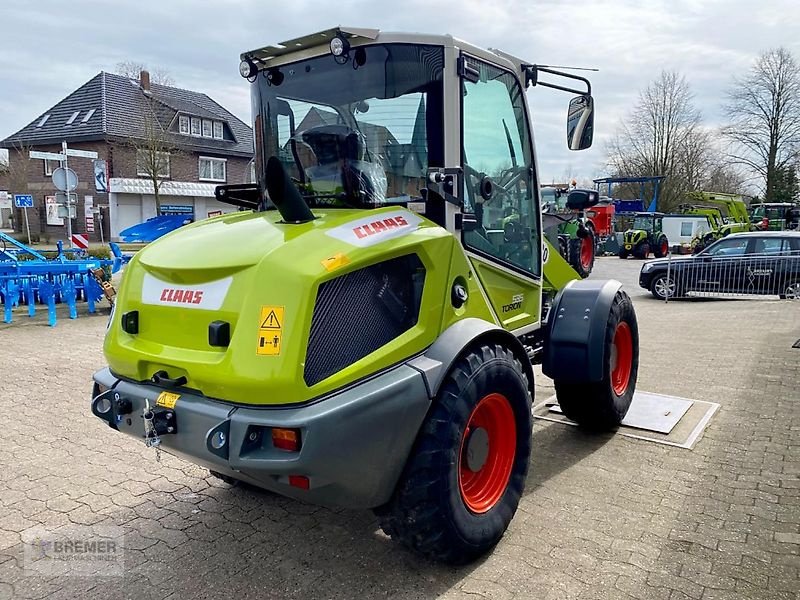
272,428,301,451
288,475,309,490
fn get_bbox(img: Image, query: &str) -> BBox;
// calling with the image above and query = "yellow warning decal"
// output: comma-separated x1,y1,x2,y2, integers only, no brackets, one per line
321,252,350,272
156,391,180,409
257,305,284,356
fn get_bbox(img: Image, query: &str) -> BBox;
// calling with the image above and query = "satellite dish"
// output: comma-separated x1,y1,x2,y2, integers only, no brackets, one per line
52,167,78,192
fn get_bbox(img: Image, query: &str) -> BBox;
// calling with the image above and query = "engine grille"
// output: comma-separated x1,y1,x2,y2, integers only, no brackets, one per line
304,254,425,387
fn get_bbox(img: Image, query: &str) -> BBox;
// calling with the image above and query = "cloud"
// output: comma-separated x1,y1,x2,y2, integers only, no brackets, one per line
0,0,797,182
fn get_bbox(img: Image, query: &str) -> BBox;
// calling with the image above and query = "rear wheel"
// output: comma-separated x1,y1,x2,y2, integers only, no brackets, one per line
652,235,669,258
569,231,595,278
779,280,800,300
375,343,532,564
554,290,638,430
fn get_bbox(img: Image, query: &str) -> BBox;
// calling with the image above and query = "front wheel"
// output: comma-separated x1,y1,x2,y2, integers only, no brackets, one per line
554,290,639,430
651,274,678,300
633,241,650,259
375,343,532,564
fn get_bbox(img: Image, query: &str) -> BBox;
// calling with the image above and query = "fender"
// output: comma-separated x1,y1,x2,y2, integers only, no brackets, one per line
542,278,622,383
408,318,535,398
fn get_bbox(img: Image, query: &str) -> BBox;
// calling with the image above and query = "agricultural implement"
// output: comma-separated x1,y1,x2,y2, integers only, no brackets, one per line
91,27,639,564
679,192,753,252
0,231,123,325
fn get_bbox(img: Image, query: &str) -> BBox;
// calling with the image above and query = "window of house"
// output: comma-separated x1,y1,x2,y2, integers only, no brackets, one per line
81,109,96,123
202,120,213,137
136,149,170,178
199,157,226,182
213,121,223,139
44,159,57,176
179,115,190,135
191,118,201,136
65,111,80,125
36,114,50,127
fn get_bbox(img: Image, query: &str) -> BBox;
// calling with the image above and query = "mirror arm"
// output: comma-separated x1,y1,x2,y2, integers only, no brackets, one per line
525,65,592,95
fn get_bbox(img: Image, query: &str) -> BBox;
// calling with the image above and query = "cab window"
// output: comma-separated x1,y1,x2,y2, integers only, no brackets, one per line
704,237,749,256
460,57,539,276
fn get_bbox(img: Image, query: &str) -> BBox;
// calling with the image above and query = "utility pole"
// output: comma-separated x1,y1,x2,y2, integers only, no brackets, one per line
62,141,73,241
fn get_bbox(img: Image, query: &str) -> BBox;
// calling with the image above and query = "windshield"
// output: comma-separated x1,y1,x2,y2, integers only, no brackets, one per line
633,216,654,230
252,44,444,209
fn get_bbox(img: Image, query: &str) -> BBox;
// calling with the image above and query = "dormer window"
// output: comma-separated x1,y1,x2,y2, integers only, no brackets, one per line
179,115,190,135
191,118,201,136
202,119,213,137
213,121,223,140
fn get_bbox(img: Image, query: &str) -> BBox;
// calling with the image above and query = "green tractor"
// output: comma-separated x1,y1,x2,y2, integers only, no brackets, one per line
541,185,597,278
90,28,639,564
619,212,669,259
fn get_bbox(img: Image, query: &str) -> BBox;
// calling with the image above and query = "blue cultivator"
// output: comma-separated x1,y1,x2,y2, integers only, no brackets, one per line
0,232,127,326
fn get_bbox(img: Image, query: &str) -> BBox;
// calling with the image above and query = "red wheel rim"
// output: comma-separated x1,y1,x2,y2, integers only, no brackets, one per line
661,241,668,255
610,322,633,396
580,236,593,270
458,393,516,514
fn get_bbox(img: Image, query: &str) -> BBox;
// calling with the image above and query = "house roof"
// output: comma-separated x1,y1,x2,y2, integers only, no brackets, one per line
1,72,253,157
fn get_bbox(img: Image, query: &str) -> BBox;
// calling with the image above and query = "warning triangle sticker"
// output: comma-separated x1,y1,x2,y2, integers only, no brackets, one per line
260,310,281,329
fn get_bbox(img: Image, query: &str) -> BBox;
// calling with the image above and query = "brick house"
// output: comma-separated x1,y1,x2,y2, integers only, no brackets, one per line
1,71,253,241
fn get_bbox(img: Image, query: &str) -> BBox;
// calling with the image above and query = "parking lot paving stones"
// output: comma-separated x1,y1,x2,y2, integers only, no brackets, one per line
0,257,798,599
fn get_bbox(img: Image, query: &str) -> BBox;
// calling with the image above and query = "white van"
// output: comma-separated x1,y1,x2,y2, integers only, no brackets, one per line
662,215,713,248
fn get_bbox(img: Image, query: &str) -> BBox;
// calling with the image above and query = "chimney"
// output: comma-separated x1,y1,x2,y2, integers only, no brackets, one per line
140,70,151,93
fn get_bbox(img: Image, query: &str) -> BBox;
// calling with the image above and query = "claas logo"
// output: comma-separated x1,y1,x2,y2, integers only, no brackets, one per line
352,215,409,239
160,288,204,304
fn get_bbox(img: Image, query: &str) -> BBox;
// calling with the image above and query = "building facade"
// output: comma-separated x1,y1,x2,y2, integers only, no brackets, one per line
1,71,253,242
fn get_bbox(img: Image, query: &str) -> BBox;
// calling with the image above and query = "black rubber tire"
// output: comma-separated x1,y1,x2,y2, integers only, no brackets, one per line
618,248,629,259
554,290,639,430
568,231,595,278
652,234,669,258
632,241,649,259
650,274,678,300
374,343,532,564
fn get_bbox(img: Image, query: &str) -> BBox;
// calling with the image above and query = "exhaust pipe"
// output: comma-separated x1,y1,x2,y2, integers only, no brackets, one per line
266,156,315,224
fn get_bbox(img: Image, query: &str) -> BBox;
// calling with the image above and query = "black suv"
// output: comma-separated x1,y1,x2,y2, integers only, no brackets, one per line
639,231,800,300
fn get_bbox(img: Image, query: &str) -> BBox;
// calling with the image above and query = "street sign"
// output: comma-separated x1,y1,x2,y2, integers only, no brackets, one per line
55,191,78,204
14,194,34,208
85,216,95,233
29,150,66,161
71,234,89,249
52,167,78,192
65,148,98,159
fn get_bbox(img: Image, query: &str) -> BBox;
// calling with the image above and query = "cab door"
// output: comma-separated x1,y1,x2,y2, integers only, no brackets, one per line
458,54,541,332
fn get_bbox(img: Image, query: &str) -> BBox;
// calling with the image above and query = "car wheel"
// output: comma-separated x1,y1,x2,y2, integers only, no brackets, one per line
651,274,678,300
779,280,800,300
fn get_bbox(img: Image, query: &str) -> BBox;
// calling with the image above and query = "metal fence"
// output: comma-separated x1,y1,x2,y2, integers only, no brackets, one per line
662,249,800,302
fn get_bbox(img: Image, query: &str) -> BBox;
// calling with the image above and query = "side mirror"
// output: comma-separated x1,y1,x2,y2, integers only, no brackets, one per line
566,189,600,210
567,95,594,151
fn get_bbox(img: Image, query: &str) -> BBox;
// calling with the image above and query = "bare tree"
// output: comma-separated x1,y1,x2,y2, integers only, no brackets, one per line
722,48,800,201
4,142,35,238
115,61,174,86
607,71,708,210
129,106,182,207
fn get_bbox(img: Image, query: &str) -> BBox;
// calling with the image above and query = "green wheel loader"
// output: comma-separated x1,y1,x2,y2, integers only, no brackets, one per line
91,27,639,564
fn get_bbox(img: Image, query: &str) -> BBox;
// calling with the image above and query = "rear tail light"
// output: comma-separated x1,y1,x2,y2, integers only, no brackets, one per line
271,428,301,452
288,475,309,490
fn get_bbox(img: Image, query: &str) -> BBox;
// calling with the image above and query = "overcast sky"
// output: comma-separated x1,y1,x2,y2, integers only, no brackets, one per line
1,0,798,183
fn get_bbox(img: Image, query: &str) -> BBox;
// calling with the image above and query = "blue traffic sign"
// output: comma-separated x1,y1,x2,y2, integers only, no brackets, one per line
14,194,33,208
